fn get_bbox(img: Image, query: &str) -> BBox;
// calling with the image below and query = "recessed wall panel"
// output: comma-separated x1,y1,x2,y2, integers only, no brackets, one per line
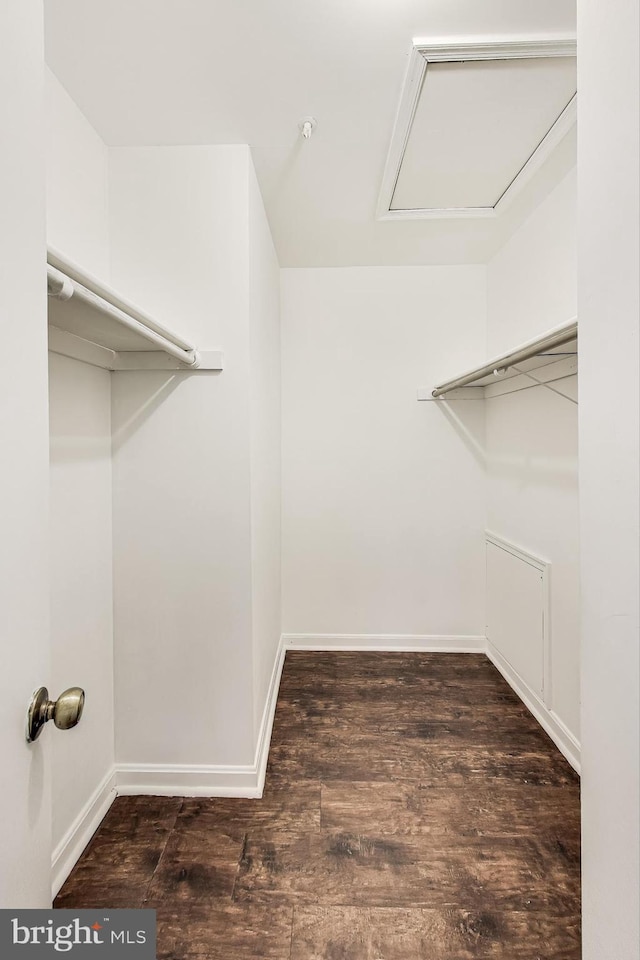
486,538,546,698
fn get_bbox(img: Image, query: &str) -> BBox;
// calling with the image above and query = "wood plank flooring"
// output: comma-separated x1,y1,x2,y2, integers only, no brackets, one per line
55,652,581,958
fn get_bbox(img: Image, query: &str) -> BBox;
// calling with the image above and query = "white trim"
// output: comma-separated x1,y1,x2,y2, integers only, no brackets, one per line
115,763,262,799
376,42,430,221
115,635,286,800
282,633,486,653
486,640,580,774
409,37,578,62
51,768,117,899
377,37,577,221
254,637,288,794
381,206,498,222
486,531,550,572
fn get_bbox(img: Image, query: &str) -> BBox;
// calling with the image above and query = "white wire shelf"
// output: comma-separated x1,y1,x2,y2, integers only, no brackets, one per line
418,318,577,402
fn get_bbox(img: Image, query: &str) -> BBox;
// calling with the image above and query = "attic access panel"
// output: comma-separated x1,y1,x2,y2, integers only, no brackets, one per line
377,39,577,221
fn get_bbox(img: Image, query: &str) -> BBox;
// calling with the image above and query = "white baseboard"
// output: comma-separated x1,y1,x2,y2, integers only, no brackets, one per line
254,636,287,794
282,633,486,653
116,635,287,800
486,640,581,774
115,763,262,798
51,768,117,899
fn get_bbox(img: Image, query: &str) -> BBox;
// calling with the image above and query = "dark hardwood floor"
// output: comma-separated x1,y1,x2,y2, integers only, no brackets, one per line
55,652,581,958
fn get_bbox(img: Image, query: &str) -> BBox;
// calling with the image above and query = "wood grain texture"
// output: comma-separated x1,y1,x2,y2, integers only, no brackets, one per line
54,796,182,909
290,906,581,960
55,652,581,958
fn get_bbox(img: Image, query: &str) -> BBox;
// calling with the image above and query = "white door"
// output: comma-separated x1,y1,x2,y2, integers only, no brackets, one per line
0,2,52,908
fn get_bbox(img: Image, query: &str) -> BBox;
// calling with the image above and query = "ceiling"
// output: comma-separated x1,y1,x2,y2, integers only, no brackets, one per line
44,0,577,267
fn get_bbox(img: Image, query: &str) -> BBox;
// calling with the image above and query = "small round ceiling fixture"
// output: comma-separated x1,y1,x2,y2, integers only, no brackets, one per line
298,116,317,140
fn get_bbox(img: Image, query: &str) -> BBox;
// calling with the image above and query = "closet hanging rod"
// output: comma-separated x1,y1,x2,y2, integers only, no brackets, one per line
47,266,200,367
46,247,200,368
431,317,577,398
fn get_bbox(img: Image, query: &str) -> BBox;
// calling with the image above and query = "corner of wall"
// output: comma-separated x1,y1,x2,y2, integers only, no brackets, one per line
45,79,116,896
483,163,579,745
45,66,110,278
247,146,283,751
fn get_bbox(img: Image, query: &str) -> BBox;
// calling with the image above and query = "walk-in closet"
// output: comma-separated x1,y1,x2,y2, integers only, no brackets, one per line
1,2,638,959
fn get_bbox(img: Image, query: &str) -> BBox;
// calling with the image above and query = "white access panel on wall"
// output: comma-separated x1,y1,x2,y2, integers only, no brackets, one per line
486,534,550,701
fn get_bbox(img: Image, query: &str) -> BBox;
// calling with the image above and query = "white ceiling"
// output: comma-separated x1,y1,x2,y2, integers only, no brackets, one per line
44,0,577,267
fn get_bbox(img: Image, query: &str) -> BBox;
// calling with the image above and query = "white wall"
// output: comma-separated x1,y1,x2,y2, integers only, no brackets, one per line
0,1,51,908
485,169,580,742
249,163,282,736
281,266,487,639
48,355,114,855
45,67,109,278
578,0,640,954
45,70,115,874
486,169,577,355
110,146,255,767
43,85,283,787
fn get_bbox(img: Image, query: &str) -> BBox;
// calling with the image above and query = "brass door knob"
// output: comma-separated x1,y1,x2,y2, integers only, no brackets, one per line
26,686,85,743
